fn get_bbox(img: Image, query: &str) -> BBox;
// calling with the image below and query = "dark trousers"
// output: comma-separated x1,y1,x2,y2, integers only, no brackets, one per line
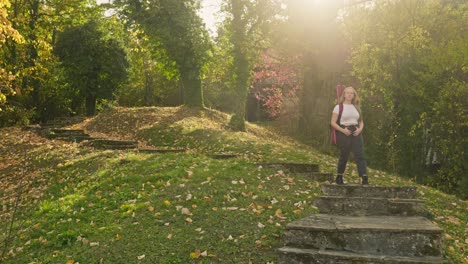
336,126,367,177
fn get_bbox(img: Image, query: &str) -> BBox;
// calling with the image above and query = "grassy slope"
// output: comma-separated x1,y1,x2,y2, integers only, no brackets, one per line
0,106,466,264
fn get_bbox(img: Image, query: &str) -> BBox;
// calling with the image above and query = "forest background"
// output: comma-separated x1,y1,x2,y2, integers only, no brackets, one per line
0,0,466,198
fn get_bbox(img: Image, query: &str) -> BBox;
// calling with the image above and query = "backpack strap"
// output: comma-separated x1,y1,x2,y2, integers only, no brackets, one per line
337,103,343,126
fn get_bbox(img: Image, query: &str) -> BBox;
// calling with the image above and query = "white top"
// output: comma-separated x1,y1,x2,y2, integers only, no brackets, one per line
333,104,360,126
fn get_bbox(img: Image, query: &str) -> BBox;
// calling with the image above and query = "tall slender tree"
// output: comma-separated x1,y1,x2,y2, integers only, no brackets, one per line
223,0,282,131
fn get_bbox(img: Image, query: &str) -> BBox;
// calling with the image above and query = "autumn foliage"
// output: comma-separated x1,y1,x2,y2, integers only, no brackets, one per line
250,50,301,119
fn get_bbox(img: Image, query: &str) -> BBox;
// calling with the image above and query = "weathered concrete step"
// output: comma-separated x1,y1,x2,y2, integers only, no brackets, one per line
93,144,137,150
284,214,442,257
50,129,87,135
211,153,239,159
313,196,425,216
305,172,333,183
257,162,319,173
52,135,91,142
277,247,444,264
92,139,137,146
322,184,418,199
90,139,138,150
138,148,185,153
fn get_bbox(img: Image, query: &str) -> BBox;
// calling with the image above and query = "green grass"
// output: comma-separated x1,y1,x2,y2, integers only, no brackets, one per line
1,106,466,263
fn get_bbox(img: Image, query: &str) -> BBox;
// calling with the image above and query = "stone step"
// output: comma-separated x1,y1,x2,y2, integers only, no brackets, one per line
52,135,91,142
306,172,333,183
93,144,137,150
322,184,418,199
313,196,425,216
257,162,319,173
137,148,185,153
283,214,442,258
211,153,239,159
91,139,138,146
277,247,444,264
91,139,138,150
50,129,87,136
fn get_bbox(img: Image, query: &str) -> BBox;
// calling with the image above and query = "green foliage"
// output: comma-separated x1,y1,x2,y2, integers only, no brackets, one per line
0,0,105,125
113,0,211,107
346,0,467,195
116,27,180,107
221,0,282,130
202,31,237,112
271,0,348,143
54,20,128,116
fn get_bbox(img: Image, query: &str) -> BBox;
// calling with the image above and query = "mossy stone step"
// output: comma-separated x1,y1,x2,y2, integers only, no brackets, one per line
313,196,425,216
47,129,91,142
93,144,137,150
91,139,138,150
49,129,88,137
257,162,319,173
211,153,239,159
92,139,137,146
137,148,186,153
283,214,442,257
322,184,418,199
277,247,443,264
54,135,91,142
305,172,333,183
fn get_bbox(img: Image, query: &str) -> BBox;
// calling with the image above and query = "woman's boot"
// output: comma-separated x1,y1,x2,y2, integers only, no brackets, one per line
362,175,368,185
335,174,344,185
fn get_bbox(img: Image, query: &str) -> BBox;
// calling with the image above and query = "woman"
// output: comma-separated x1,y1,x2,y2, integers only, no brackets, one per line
330,86,368,185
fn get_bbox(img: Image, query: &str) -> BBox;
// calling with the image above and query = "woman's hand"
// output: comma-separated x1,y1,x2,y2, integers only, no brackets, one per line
343,128,353,136
353,127,362,136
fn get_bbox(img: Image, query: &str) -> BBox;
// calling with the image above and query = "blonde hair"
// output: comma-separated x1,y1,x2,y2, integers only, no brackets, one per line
338,86,361,107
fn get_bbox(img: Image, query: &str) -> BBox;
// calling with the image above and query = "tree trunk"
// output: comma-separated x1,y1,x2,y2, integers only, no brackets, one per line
181,68,204,108
143,56,154,106
85,95,96,116
229,0,249,131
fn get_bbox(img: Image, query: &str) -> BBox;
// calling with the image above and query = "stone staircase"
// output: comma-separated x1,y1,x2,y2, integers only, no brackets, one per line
278,184,444,263
44,127,187,152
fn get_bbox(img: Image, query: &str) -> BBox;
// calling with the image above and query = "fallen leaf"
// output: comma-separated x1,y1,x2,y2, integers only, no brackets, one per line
446,216,461,225
190,250,201,259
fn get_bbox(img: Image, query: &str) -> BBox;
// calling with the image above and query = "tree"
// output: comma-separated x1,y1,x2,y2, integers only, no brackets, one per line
227,0,250,130
345,0,467,196
54,20,128,116
222,0,282,131
112,0,210,108
0,0,104,125
273,0,348,145
0,0,23,112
